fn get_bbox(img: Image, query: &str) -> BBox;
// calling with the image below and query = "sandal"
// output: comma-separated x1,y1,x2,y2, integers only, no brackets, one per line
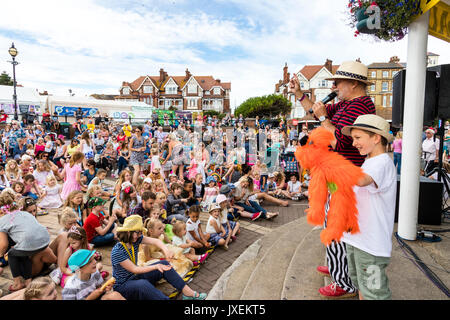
182,291,207,300
36,210,49,216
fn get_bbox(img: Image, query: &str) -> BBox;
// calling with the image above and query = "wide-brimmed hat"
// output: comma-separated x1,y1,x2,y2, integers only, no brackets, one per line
215,194,227,204
325,61,374,86
209,203,221,213
341,114,394,142
68,249,97,272
219,184,236,195
116,215,147,234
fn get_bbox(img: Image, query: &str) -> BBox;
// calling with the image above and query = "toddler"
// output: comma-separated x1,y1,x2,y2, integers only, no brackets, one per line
186,205,211,251
172,221,208,266
23,174,42,200
203,176,219,208
216,194,240,243
38,175,63,209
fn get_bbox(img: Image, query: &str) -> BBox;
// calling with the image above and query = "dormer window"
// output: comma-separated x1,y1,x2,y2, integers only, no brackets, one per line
205,90,210,95
143,85,153,93
188,84,197,94
213,87,221,95
166,86,177,94
123,87,130,95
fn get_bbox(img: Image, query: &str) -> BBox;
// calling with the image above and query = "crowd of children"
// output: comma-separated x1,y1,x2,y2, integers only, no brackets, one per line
0,113,314,300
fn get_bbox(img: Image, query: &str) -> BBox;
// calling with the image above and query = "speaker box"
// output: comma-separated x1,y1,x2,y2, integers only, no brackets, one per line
428,64,450,119
395,176,442,225
392,70,438,128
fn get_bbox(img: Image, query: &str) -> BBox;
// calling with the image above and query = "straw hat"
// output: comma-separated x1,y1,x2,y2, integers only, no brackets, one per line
116,215,147,234
325,61,374,86
341,114,394,142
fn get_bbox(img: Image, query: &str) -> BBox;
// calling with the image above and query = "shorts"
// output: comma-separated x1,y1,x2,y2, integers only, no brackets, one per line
208,233,224,246
346,243,391,300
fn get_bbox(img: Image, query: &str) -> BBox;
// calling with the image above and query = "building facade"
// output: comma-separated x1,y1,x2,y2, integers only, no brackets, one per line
367,56,405,120
116,68,231,113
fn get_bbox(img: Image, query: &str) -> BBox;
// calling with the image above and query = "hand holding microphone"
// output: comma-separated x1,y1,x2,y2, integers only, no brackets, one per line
308,91,337,114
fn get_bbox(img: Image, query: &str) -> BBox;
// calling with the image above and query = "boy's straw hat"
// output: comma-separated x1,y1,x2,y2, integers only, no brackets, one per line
341,114,394,142
116,215,147,234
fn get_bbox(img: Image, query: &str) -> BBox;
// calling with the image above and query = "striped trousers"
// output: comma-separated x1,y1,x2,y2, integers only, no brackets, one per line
324,193,357,293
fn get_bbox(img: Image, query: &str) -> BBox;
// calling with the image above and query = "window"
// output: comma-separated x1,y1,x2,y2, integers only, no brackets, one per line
382,95,387,107
371,71,376,78
205,90,210,95
389,95,392,107
123,87,130,95
166,86,177,94
382,71,389,78
213,87,221,95
370,96,375,103
143,85,153,93
392,71,399,78
300,82,305,89
382,82,389,91
318,80,327,87
370,84,375,91
188,84,197,94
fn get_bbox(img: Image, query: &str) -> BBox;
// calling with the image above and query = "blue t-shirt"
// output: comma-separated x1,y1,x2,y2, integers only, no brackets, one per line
111,235,143,287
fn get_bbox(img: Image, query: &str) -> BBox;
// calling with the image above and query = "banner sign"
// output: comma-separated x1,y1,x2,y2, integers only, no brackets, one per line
54,106,98,117
429,1,450,43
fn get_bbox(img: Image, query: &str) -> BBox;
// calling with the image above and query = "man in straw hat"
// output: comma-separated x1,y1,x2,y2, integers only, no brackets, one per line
340,114,396,300
290,60,376,298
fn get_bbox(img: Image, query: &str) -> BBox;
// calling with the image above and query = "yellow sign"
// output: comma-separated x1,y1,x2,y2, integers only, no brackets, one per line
429,1,450,42
420,0,441,15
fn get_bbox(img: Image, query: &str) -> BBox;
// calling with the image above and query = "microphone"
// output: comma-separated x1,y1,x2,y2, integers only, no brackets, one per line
308,91,337,114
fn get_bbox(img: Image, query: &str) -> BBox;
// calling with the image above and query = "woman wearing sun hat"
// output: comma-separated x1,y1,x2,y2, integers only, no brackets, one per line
290,60,377,298
110,215,207,300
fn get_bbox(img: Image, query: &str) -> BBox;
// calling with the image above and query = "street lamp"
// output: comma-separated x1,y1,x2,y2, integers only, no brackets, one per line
8,42,19,120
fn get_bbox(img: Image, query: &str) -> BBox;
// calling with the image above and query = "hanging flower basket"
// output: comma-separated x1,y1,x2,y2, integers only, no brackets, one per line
347,0,422,42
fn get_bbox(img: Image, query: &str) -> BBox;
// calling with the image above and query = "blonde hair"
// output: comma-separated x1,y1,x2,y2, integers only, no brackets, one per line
143,218,164,237
5,159,19,177
172,220,186,237
396,131,403,139
37,160,51,172
64,190,84,209
46,174,57,185
87,185,102,198
58,207,78,226
151,148,159,156
0,188,19,212
23,277,55,300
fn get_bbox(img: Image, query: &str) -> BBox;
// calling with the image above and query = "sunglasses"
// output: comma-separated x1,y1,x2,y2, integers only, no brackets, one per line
24,198,36,206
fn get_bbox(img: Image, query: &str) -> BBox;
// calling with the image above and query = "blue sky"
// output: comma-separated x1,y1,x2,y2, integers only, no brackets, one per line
0,0,449,109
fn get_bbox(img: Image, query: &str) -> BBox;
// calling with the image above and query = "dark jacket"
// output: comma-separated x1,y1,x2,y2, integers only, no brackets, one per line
192,183,205,200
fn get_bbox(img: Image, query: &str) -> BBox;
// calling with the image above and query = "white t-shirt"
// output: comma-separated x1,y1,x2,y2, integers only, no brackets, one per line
422,137,440,161
172,234,191,254
287,180,301,193
342,153,397,257
186,218,200,242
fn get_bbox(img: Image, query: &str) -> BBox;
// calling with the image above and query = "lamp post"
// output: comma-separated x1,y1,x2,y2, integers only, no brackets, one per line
8,42,19,121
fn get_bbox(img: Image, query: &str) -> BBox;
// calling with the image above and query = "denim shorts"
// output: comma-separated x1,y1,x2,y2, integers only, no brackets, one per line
346,244,391,300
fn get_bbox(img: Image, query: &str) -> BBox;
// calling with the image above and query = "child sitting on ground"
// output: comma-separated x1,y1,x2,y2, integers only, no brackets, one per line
87,169,111,199
205,203,229,250
57,207,79,235
22,174,42,201
138,218,193,278
172,220,208,266
186,205,211,252
38,175,63,209
83,197,117,247
286,174,305,200
62,249,125,300
166,183,188,223
64,190,86,227
216,194,240,244
54,226,105,288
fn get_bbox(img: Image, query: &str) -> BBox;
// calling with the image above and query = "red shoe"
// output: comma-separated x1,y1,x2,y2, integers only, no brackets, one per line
319,282,357,299
198,253,208,264
251,212,262,221
317,265,330,277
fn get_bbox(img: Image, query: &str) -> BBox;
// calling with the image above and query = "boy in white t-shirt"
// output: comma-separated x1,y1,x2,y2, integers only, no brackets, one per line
340,114,397,300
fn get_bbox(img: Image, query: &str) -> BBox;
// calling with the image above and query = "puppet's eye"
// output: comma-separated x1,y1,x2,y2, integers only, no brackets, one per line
309,141,313,145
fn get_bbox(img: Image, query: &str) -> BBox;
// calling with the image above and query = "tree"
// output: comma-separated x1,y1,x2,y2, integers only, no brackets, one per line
234,94,292,118
0,71,13,86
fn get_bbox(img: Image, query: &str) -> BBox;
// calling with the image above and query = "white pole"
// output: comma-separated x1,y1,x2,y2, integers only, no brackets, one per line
397,11,430,240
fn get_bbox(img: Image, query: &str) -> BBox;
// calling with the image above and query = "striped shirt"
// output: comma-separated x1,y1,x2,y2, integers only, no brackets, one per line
111,235,143,287
326,96,376,167
62,270,103,300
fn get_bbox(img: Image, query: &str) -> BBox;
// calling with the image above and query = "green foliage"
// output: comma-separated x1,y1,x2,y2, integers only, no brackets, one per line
0,71,13,86
203,110,226,119
234,94,292,118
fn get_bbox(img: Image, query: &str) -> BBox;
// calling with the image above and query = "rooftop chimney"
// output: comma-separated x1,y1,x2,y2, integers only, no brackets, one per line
389,56,400,64
159,68,165,83
324,59,333,73
185,68,191,81
283,62,288,83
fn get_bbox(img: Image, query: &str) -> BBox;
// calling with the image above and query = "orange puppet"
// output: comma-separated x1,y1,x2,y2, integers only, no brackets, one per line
295,127,365,245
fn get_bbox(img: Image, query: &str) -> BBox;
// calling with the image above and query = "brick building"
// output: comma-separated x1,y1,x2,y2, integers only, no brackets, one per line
116,68,231,113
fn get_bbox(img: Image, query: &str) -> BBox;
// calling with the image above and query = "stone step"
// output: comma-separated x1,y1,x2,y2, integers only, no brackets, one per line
239,217,314,300
208,218,308,300
281,226,326,300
